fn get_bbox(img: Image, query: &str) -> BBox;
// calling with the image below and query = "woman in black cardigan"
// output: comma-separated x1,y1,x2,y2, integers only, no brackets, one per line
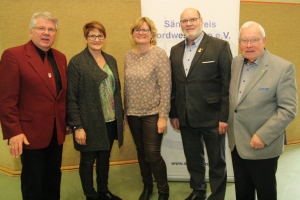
67,21,124,200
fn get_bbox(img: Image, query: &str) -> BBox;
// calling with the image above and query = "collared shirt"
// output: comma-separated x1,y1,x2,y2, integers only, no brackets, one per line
33,41,62,95
183,32,204,76
237,51,265,101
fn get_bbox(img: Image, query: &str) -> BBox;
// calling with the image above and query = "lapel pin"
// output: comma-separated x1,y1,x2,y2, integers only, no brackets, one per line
198,48,204,53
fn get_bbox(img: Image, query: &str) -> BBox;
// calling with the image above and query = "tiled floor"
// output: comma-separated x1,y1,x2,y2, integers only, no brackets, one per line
1,144,300,200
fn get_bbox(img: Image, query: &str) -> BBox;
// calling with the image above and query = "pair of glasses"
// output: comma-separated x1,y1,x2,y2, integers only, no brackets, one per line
134,28,150,33
180,18,199,24
239,37,264,44
88,35,105,40
33,26,56,33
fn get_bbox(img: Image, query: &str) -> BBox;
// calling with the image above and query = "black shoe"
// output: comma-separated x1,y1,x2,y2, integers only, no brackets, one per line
86,196,98,200
185,192,205,200
158,193,169,200
139,184,153,200
99,191,122,200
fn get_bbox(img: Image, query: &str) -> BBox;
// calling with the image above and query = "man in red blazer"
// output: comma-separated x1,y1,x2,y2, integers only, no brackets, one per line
0,12,67,200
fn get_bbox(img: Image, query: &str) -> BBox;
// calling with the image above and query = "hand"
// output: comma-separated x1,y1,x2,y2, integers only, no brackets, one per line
157,117,167,134
123,116,128,131
170,118,180,130
124,115,128,124
66,126,72,135
75,129,86,145
9,133,30,158
218,122,228,134
123,119,126,131
250,133,265,149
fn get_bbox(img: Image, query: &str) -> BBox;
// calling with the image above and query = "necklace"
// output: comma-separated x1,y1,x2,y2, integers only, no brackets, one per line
136,45,152,60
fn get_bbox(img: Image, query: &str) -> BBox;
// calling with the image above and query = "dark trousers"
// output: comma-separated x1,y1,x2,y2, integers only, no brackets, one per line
180,125,226,200
231,147,279,200
127,115,169,194
79,120,117,199
20,132,63,200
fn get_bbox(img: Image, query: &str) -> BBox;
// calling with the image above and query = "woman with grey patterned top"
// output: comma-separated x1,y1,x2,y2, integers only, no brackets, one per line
124,17,171,200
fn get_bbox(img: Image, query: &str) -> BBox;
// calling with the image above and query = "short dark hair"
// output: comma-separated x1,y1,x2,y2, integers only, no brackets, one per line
83,21,106,39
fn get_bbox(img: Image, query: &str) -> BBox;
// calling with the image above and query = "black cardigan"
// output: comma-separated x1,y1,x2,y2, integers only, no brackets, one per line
67,47,124,151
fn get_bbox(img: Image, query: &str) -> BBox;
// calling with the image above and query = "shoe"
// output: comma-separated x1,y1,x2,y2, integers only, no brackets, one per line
98,191,122,200
86,196,99,200
139,184,153,200
185,192,205,200
158,193,169,200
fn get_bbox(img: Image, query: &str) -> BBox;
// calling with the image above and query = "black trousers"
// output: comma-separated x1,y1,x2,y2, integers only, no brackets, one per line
231,147,279,200
20,132,63,200
180,125,227,200
79,120,117,199
127,115,169,194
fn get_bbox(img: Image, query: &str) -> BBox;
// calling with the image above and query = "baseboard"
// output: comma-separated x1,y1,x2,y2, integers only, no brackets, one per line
0,159,139,176
287,140,300,145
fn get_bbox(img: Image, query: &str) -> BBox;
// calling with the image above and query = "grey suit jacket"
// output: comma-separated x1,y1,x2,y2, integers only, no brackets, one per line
228,49,297,159
169,32,232,128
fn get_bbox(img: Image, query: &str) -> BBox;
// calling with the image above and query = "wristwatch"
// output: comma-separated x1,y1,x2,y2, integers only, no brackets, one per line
72,126,83,132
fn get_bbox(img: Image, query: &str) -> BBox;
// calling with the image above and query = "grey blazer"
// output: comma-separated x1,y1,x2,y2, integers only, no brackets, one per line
67,47,124,151
228,49,297,159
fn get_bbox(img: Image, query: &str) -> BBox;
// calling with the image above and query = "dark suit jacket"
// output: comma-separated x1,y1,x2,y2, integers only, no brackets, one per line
67,47,124,151
169,32,232,128
0,41,67,149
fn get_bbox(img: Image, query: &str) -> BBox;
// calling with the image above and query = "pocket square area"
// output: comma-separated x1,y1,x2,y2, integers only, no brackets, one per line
202,61,215,63
258,87,269,90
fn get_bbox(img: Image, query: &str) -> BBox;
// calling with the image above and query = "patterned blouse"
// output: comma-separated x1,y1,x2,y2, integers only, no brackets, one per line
124,46,171,118
99,63,116,122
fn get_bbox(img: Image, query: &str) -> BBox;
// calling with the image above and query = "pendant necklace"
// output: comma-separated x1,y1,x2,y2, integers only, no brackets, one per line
137,45,151,60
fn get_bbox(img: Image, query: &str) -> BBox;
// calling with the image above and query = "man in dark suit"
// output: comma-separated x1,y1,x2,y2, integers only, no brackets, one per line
0,12,67,200
228,21,297,200
169,8,232,200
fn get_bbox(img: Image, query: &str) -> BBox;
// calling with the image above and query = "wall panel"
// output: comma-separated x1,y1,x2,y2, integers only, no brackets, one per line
0,0,141,173
0,1,299,173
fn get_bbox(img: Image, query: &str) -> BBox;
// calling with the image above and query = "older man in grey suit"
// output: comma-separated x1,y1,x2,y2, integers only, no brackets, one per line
228,21,298,200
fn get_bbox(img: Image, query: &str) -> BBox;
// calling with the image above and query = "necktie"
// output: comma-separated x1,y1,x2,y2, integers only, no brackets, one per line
44,52,57,96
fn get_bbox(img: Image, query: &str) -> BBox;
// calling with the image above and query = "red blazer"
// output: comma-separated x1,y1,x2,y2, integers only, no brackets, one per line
0,41,67,149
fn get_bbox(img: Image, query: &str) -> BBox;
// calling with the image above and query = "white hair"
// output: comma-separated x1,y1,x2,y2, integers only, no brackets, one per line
239,21,265,39
30,12,58,30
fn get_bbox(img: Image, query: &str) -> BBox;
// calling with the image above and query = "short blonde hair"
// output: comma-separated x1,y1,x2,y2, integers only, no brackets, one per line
129,17,157,46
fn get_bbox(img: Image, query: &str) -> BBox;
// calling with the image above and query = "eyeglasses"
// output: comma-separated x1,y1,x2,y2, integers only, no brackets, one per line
33,26,57,33
88,35,105,40
133,28,150,34
239,37,264,45
180,18,199,24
